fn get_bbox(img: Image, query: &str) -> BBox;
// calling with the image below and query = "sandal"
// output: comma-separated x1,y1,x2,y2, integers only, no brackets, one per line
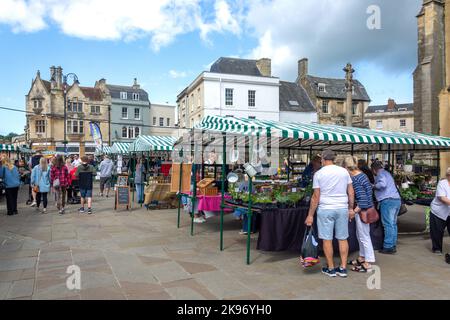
348,258,364,267
351,263,372,273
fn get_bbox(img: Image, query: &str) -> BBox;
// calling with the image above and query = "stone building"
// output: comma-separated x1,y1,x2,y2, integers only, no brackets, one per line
25,66,111,155
297,58,371,126
365,99,414,133
149,103,178,137
413,0,450,174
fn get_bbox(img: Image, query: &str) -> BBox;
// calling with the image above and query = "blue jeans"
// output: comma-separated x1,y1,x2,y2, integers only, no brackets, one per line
242,212,257,233
136,183,144,203
379,198,401,249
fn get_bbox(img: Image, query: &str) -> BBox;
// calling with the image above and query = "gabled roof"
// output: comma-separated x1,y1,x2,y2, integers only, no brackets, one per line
210,57,263,77
106,84,149,102
305,75,371,102
279,81,316,113
366,103,414,114
41,80,51,92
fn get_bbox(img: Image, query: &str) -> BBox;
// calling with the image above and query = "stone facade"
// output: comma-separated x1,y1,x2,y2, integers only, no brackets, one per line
148,103,178,137
365,99,414,133
296,58,371,127
25,66,111,155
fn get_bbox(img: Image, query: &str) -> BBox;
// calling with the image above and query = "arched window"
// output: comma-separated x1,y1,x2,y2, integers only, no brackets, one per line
128,127,134,139
122,127,127,138
134,127,140,137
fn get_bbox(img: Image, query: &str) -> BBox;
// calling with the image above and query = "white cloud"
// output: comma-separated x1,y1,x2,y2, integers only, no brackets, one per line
0,0,242,50
169,70,187,78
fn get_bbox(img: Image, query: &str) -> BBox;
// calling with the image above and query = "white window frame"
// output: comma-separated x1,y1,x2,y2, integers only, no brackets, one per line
120,92,128,100
122,126,128,138
35,120,45,133
318,83,326,93
122,107,128,119
321,100,329,114
166,118,170,126
248,90,256,108
159,117,164,127
352,103,358,115
134,127,140,137
90,105,100,114
67,120,84,134
132,93,139,101
153,117,156,126
376,120,383,129
400,119,406,127
225,88,234,106
134,108,140,120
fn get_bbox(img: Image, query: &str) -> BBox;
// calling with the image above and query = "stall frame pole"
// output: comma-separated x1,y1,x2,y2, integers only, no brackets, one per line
220,133,226,251
246,176,253,265
177,161,183,229
190,130,197,236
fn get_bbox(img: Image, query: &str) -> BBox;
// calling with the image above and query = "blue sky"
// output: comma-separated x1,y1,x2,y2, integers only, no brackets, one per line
0,0,421,135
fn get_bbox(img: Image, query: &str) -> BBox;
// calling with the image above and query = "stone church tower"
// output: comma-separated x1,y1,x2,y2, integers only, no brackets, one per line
413,0,450,174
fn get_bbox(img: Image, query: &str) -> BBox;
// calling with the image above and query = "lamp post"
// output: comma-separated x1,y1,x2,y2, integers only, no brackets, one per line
62,73,79,155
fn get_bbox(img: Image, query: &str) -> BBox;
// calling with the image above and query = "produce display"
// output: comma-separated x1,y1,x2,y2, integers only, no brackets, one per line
400,185,435,203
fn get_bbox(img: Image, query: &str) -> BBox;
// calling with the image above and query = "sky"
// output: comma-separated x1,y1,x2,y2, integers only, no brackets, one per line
0,0,422,135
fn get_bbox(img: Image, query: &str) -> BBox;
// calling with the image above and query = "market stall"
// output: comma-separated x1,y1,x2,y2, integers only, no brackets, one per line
128,135,177,207
174,115,450,265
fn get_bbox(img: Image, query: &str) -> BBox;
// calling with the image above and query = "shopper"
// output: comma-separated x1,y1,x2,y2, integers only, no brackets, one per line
98,155,114,197
343,156,376,272
28,151,43,207
134,157,147,204
0,157,21,215
75,155,96,214
429,167,450,255
50,155,70,215
72,154,81,167
65,158,74,202
357,159,375,184
299,155,322,188
305,149,355,278
30,157,51,214
371,161,401,254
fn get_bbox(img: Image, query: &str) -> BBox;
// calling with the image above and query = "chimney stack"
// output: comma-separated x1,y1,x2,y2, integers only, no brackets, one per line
387,98,396,111
298,58,308,79
256,58,271,77
132,78,140,89
50,66,56,89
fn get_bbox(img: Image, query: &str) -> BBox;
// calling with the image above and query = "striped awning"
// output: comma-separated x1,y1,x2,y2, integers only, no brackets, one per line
95,145,112,155
111,142,131,154
19,147,34,154
0,144,18,152
192,115,450,152
128,135,177,152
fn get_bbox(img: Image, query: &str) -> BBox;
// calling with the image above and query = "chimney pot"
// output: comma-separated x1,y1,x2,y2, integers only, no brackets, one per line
387,98,396,111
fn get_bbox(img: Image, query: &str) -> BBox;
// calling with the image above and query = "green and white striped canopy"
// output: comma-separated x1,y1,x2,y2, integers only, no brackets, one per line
128,135,177,152
193,115,450,152
0,144,18,152
111,142,131,154
95,145,112,155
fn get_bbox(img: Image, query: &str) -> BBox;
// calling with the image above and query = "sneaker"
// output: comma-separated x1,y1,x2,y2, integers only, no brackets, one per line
433,250,443,256
335,267,348,278
87,208,92,215
445,253,450,264
100,193,104,197
30,202,37,207
379,248,396,255
239,231,248,235
321,267,337,277
193,217,205,224
42,208,47,214
79,207,85,213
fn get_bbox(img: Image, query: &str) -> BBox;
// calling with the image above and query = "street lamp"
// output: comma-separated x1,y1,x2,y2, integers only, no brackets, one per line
63,73,79,155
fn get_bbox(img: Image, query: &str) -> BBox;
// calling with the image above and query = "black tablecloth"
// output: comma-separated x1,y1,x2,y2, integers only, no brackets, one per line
256,206,384,253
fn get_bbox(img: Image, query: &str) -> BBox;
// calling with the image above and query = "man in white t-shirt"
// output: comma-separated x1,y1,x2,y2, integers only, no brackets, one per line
430,167,450,255
305,149,355,278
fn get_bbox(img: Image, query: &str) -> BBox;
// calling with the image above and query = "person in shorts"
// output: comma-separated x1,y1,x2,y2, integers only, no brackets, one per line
98,155,114,197
75,155,96,214
305,149,355,278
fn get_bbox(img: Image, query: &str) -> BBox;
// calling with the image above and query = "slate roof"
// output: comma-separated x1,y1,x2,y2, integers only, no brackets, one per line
106,84,149,102
366,103,414,114
305,75,371,102
41,80,51,92
210,57,263,77
279,81,316,113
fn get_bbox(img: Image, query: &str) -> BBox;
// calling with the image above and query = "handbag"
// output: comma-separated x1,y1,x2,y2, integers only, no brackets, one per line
359,207,379,224
33,167,43,193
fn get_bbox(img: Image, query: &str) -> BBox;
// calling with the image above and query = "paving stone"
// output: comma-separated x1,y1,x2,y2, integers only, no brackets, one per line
147,261,192,283
193,271,255,300
176,260,217,274
138,255,172,266
0,257,37,272
0,270,23,282
7,279,34,299
163,278,217,300
0,282,12,299
80,286,126,300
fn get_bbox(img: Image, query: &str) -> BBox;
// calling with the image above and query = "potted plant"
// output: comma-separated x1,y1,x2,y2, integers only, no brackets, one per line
404,160,413,173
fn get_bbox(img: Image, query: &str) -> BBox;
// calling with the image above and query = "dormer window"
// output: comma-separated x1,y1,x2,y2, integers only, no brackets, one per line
398,108,407,112
132,93,139,101
120,92,128,100
318,83,326,92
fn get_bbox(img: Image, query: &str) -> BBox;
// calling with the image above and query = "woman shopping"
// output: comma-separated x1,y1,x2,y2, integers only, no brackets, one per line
0,156,21,215
51,155,70,215
343,156,376,272
31,157,51,214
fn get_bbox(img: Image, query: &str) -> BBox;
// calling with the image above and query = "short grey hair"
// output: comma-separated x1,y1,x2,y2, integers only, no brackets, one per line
322,149,336,161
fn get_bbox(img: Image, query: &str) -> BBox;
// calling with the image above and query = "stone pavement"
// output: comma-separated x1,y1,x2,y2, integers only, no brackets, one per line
0,185,449,300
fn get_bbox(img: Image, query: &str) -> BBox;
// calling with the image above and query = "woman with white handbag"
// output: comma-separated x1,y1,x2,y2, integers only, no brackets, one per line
31,157,51,214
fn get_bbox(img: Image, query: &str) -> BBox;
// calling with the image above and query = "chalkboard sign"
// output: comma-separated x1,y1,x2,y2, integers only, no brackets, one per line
117,175,128,187
115,186,130,210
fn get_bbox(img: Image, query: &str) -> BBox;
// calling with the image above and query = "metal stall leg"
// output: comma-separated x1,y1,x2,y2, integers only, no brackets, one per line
177,162,183,228
220,133,226,251
246,177,253,265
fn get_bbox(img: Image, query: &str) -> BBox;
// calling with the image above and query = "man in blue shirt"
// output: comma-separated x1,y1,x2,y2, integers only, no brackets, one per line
372,161,401,254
